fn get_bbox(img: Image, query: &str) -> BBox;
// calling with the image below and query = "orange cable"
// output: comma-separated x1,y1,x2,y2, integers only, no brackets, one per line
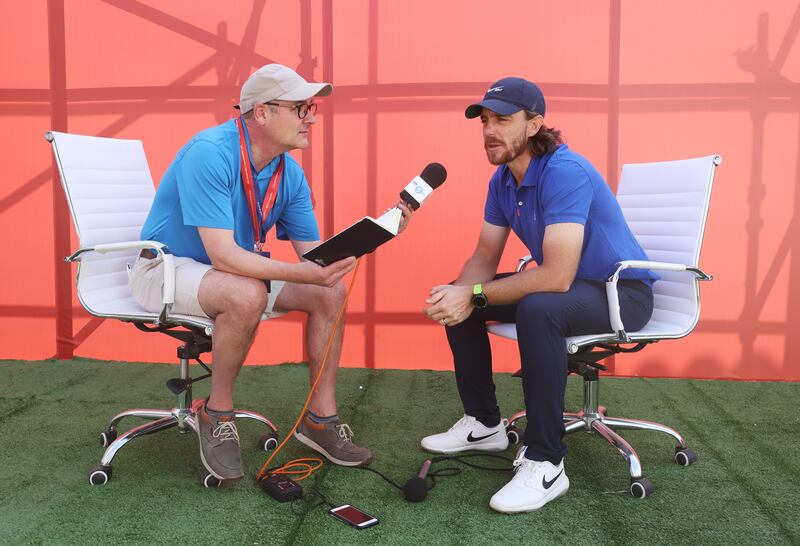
256,257,362,481
266,457,323,482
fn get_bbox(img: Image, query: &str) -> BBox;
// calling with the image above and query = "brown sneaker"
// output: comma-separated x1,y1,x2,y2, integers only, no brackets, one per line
196,403,244,480
294,415,373,467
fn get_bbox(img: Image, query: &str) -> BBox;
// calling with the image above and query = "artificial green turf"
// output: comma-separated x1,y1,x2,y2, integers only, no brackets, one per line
0,359,798,545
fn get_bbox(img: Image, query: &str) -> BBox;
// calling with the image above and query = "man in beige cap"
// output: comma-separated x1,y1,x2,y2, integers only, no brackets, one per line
130,64,413,480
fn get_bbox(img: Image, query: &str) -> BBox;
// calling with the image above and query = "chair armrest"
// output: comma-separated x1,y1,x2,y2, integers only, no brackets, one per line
608,260,712,281
516,255,534,273
65,241,176,324
65,240,170,261
605,260,712,341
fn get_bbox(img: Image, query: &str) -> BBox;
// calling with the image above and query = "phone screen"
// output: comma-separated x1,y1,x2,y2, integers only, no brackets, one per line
330,505,379,529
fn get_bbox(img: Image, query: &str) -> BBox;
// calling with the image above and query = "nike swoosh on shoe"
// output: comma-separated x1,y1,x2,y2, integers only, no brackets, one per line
466,430,499,442
542,469,563,489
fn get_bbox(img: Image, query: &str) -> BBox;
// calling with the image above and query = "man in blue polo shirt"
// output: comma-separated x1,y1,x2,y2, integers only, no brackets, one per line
420,77,657,513
130,64,412,481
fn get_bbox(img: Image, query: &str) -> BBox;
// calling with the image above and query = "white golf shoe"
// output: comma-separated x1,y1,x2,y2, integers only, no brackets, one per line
420,414,509,454
489,447,569,513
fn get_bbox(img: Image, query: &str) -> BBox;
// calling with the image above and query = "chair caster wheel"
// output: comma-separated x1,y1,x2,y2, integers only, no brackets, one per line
99,429,117,447
89,464,112,485
506,426,524,445
258,433,279,451
675,447,697,466
630,478,654,498
202,472,222,488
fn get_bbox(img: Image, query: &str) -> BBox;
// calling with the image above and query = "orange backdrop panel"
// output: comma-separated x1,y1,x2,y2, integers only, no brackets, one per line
1,0,798,381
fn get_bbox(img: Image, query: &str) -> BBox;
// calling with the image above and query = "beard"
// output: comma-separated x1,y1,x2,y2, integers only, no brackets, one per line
485,131,529,165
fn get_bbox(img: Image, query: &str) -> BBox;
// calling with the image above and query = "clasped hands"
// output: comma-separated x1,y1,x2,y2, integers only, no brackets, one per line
423,284,473,327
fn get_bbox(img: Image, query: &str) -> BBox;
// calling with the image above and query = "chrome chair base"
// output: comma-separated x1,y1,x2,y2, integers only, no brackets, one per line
97,400,277,467
88,354,278,486
506,378,695,497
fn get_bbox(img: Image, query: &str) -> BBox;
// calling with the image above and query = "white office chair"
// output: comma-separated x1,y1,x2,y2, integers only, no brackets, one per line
46,131,279,487
488,154,720,498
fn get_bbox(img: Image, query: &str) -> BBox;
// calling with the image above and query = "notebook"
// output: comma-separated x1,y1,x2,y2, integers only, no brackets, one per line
302,208,402,266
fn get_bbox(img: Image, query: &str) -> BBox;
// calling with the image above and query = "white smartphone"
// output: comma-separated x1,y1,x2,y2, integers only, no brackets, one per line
329,504,379,530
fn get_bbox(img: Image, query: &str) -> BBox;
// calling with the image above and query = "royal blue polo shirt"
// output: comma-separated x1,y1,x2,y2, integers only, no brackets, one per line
484,144,658,286
141,119,320,264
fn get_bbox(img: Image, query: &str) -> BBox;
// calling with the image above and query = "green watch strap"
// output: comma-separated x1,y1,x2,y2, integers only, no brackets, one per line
473,283,483,295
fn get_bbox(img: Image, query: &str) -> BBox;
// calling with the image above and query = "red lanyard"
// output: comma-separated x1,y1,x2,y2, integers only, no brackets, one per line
236,117,284,252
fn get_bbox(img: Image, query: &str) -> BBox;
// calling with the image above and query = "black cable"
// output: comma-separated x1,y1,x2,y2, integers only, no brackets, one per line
431,452,514,471
355,452,515,493
284,452,518,512
290,474,335,516
425,453,514,492
356,465,405,491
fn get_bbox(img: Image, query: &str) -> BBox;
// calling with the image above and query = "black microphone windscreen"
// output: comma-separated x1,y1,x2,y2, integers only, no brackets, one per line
403,477,428,502
420,163,447,189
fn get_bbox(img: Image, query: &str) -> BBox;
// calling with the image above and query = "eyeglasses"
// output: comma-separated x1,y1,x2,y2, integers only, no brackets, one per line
264,101,318,119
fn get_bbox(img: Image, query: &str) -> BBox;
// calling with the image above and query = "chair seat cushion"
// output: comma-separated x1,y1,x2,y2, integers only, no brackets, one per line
487,321,690,352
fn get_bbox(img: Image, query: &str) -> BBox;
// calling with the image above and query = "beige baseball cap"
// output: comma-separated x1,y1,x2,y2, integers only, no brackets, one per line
235,64,332,113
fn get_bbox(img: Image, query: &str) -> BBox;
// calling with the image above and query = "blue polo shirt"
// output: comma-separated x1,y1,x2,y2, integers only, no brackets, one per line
484,144,658,286
141,119,320,264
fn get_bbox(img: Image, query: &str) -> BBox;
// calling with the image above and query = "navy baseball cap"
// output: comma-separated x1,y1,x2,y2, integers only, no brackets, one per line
465,77,546,119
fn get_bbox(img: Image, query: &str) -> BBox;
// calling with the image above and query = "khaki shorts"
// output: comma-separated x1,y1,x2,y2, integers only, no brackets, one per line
129,254,285,319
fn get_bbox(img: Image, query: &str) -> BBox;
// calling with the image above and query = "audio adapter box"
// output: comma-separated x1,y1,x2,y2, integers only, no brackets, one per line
261,474,303,503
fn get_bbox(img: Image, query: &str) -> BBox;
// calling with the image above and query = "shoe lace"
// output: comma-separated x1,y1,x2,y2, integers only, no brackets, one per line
512,450,543,478
212,420,240,444
449,414,474,433
335,423,354,443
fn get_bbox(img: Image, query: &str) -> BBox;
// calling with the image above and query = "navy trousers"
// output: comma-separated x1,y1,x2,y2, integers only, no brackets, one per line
445,275,654,464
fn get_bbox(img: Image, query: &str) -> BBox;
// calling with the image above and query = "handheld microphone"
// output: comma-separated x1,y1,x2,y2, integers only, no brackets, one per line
403,459,432,502
400,163,447,210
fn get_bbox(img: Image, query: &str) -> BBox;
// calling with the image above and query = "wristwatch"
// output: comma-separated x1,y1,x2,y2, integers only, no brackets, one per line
471,283,488,309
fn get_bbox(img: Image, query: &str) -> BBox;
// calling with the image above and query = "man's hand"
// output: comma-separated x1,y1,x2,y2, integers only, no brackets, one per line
395,201,414,235
423,284,473,327
295,256,357,287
